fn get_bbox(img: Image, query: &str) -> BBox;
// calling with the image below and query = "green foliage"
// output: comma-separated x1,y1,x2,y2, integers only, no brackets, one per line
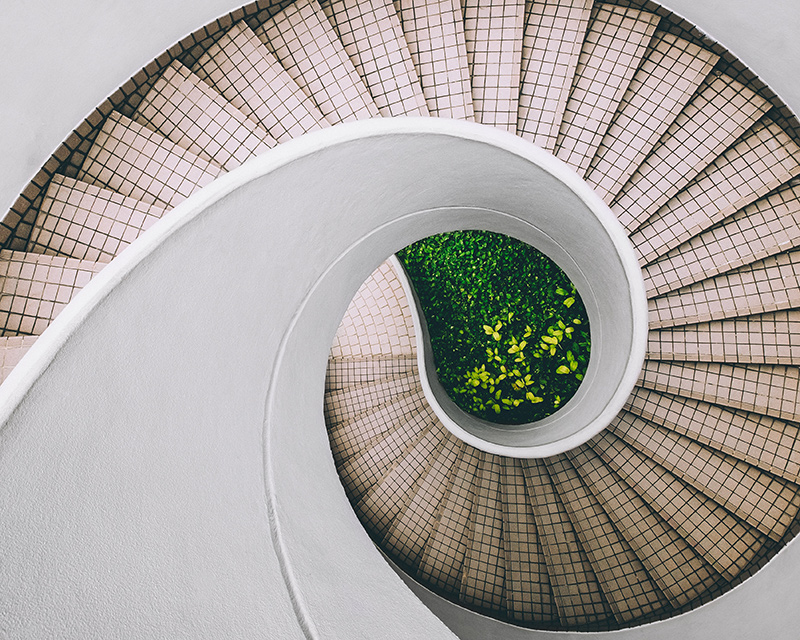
397,230,591,424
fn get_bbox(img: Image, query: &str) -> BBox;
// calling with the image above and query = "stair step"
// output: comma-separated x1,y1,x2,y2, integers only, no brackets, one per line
254,0,380,124
611,410,800,541
417,446,481,592
459,452,506,615
192,22,328,143
639,360,800,424
644,180,800,297
631,118,800,265
462,0,525,131
325,355,416,391
323,372,419,426
554,4,659,176
648,249,800,329
77,112,222,209
320,0,429,117
0,251,105,336
585,32,718,202
394,0,475,119
0,335,38,383
625,386,800,484
544,454,669,623
566,444,720,608
614,74,771,232
590,429,764,581
501,457,558,623
646,310,800,366
28,175,165,262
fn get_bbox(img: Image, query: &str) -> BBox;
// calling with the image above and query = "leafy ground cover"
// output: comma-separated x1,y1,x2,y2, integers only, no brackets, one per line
397,230,591,424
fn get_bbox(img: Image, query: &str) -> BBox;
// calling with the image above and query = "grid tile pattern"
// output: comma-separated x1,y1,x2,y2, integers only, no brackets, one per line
325,354,416,390
644,180,800,297
544,453,669,623
516,0,592,150
193,22,328,142
613,74,771,232
648,249,800,329
77,112,223,209
626,386,800,484
0,336,37,383
255,0,380,124
0,251,105,336
553,4,659,176
631,119,800,265
462,0,525,131
647,310,800,366
324,373,419,427
28,175,165,262
133,60,276,171
321,0,429,117
640,360,800,423
585,31,718,202
394,0,475,119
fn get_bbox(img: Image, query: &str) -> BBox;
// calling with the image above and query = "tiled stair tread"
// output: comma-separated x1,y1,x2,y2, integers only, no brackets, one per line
133,60,276,172
0,335,38,383
325,355,417,390
323,372,419,425
643,180,800,297
610,410,800,540
522,458,614,626
516,0,592,151
585,31,718,202
255,0,380,124
0,251,105,337
625,387,800,484
501,458,558,623
394,0,475,119
566,444,720,608
192,22,328,143
462,0,525,131
544,454,669,623
553,4,660,176
613,74,771,232
417,447,481,591
631,118,800,265
648,249,800,329
77,112,223,209
28,175,165,262
590,429,765,581
640,360,800,424
459,452,506,614
646,310,800,366
321,0,429,117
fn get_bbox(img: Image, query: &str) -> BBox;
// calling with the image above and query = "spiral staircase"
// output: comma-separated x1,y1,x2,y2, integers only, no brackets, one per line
2,0,800,636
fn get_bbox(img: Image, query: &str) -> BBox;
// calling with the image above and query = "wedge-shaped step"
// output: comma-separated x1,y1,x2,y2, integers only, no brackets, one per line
610,410,800,541
321,0,428,117
192,22,327,143
323,372,419,426
462,0,524,131
501,458,557,623
517,0,591,150
566,443,720,608
644,180,800,297
613,74,771,231
631,118,800,265
554,4,659,175
591,429,765,581
544,454,669,623
647,310,800,366
0,251,105,336
394,0,475,119
28,175,165,262
648,249,800,329
417,446,480,592
77,112,222,209
134,60,276,171
625,387,800,484
640,360,800,424
585,32,718,202
255,0,380,124
0,335,37,383
325,354,416,391
460,452,506,615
